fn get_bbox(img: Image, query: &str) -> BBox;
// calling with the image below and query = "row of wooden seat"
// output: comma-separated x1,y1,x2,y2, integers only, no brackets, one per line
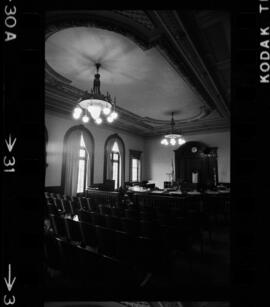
49,213,192,252
47,214,190,276
44,232,148,287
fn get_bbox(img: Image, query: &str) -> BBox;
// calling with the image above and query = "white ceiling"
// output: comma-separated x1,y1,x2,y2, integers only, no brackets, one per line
45,27,205,121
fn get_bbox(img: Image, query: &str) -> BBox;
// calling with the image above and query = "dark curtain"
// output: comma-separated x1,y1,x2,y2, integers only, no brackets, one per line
63,129,81,196
81,130,94,188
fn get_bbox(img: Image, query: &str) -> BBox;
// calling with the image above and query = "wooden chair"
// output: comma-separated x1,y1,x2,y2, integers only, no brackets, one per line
96,225,116,258
65,218,83,244
98,204,112,216
49,214,68,240
80,221,98,248
78,209,93,225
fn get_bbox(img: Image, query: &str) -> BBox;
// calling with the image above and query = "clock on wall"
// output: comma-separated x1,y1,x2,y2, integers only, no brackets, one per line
191,146,197,153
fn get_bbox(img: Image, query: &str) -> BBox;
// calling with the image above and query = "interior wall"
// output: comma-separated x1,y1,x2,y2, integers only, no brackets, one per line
45,111,145,187
144,131,230,189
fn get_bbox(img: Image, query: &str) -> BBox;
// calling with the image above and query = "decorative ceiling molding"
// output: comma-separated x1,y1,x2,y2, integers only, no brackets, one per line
46,10,161,50
113,10,156,31
146,10,230,119
45,10,230,137
143,106,211,125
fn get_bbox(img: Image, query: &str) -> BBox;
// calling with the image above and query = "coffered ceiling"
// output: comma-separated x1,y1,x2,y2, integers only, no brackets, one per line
45,10,230,137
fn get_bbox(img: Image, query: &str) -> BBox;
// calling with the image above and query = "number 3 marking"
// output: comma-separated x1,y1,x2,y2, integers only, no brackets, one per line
3,295,16,305
3,156,15,167
5,6,17,15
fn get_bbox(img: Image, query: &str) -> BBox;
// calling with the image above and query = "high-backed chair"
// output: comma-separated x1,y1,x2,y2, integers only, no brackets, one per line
80,197,90,211
65,218,83,244
96,225,116,258
89,212,106,227
114,230,136,265
98,204,112,216
53,198,65,214
78,209,93,225
44,233,62,271
80,221,98,248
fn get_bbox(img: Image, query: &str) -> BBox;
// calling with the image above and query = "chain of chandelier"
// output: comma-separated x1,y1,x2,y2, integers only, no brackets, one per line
73,63,118,124
160,112,186,146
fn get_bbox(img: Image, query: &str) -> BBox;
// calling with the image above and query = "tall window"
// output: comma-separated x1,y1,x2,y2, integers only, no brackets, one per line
131,158,141,182
62,126,94,196
111,141,121,189
77,133,88,193
129,150,142,182
104,134,125,190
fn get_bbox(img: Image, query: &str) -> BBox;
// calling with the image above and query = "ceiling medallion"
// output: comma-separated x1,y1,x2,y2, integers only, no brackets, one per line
73,63,118,125
161,112,186,146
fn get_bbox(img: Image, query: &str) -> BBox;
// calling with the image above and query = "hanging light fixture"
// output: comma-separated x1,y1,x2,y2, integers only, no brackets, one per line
73,63,118,124
161,112,186,146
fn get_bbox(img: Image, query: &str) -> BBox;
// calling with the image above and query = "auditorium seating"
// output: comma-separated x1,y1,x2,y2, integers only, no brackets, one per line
44,191,229,285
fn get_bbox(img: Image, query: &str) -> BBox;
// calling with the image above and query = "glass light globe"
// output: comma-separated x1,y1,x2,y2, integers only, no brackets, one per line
82,115,89,123
107,116,114,123
73,107,82,119
178,138,186,145
111,111,118,119
95,117,102,125
103,106,111,115
73,111,81,119
164,139,169,145
74,106,82,114
88,105,101,119
170,138,176,145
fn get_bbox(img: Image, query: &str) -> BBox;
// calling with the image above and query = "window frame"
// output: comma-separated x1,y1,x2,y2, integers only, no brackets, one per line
76,134,88,193
61,125,95,194
103,134,125,189
129,150,142,182
110,150,120,189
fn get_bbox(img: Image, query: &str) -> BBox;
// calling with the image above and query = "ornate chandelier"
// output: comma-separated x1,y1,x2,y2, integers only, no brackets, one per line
73,63,118,124
161,112,186,146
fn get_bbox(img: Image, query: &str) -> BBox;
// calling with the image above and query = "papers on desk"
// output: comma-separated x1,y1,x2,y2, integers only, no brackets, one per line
205,191,217,194
218,190,230,194
187,191,201,195
169,191,182,195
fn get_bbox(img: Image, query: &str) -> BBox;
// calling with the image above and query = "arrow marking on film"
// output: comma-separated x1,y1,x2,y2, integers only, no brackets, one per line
5,135,16,152
4,264,16,292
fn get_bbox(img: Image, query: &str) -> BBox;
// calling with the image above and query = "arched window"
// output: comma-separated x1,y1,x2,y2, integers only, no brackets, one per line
104,134,125,190
61,126,94,196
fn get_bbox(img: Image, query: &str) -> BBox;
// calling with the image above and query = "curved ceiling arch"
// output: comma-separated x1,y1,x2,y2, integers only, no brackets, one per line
45,26,205,122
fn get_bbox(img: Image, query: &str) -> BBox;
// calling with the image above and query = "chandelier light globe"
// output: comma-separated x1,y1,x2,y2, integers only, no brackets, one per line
170,138,176,145
107,115,114,123
73,107,82,119
178,138,186,145
87,105,101,120
73,63,118,125
111,111,118,120
82,114,90,123
103,106,111,115
95,117,102,125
